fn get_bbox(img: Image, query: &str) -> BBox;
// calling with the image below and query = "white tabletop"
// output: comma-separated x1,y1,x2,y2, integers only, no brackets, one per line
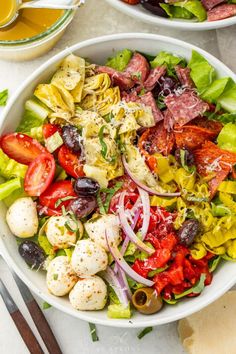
0,1,235,353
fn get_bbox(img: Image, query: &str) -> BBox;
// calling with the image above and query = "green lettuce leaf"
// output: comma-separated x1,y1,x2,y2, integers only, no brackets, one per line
0,89,8,106
106,49,133,71
217,123,236,152
201,77,235,103
0,178,22,201
173,1,206,21
17,99,49,133
107,303,131,319
160,4,193,19
0,149,27,180
218,83,236,113
188,50,215,93
151,51,185,69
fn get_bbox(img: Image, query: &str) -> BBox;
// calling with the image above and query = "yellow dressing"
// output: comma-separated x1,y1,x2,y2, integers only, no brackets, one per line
0,0,17,27
0,0,64,41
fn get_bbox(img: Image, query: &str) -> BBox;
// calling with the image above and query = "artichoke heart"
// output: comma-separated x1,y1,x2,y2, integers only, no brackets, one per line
34,84,74,121
52,54,85,92
80,87,120,116
125,145,160,190
82,73,111,99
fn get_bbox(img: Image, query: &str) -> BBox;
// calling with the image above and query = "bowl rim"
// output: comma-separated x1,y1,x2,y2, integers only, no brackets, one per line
105,0,236,30
1,33,236,328
0,9,73,46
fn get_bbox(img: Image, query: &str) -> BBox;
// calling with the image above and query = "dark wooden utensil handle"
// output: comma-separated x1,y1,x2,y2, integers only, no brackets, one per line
11,310,44,354
27,299,62,354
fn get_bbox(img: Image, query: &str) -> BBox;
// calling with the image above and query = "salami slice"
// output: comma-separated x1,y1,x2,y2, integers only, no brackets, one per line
139,92,163,123
144,66,167,91
175,66,195,89
164,91,209,127
163,109,175,131
121,90,139,102
201,0,225,11
207,4,236,21
95,66,135,90
194,141,236,197
125,53,150,83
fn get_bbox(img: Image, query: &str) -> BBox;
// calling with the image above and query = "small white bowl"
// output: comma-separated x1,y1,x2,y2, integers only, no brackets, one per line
105,0,236,31
0,10,75,61
1,33,236,328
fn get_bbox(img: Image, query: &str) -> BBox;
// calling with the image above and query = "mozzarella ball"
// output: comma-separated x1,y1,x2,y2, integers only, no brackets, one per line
46,256,77,296
6,197,38,238
45,215,83,249
69,275,107,310
84,214,121,252
71,239,108,277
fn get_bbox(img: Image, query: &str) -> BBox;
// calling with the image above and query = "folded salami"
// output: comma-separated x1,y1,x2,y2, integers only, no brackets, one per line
144,66,166,91
175,66,195,89
201,0,225,11
164,90,209,126
207,4,236,21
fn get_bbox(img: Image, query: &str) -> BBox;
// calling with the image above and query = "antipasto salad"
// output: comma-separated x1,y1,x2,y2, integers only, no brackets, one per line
121,0,236,23
1,48,236,319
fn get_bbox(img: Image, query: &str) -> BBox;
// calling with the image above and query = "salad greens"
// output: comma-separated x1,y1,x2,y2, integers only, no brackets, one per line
0,89,8,106
217,123,236,152
89,323,99,342
0,177,22,201
106,49,132,71
137,327,153,340
151,51,186,76
161,1,206,21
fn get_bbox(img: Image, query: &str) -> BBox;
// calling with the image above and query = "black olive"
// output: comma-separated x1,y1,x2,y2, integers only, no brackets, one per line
74,177,100,196
18,241,46,268
177,219,200,246
153,76,180,98
140,0,168,17
62,125,81,153
68,196,97,219
175,147,195,166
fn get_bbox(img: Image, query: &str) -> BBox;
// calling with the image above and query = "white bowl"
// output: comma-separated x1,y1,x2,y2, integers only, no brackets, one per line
1,33,236,328
105,0,236,31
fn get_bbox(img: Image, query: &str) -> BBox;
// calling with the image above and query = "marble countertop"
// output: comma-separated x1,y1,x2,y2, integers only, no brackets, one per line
0,1,235,353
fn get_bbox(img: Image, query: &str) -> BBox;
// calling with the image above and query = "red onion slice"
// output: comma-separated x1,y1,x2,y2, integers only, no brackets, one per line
122,155,181,197
100,266,129,307
138,187,150,241
117,267,132,300
106,230,154,287
118,191,154,255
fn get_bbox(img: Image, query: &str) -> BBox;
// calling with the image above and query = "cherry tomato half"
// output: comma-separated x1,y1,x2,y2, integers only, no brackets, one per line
39,180,76,212
58,145,85,178
24,153,56,196
42,124,62,139
0,133,47,165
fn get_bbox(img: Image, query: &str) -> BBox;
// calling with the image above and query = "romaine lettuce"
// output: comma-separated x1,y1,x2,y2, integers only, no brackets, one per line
218,84,236,113
188,50,215,93
150,51,186,69
217,123,236,152
0,178,22,201
106,49,133,71
17,99,49,132
201,77,235,102
0,149,27,179
161,1,206,21
0,89,8,106
160,4,193,19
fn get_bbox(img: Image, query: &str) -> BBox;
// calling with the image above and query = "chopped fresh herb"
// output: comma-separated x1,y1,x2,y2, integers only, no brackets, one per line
96,192,106,215
55,196,77,208
0,89,8,106
42,302,52,310
209,256,221,272
132,71,142,80
65,219,78,233
163,298,178,305
180,149,196,174
137,327,153,339
102,182,123,213
174,274,206,299
98,125,116,163
148,266,168,277
104,112,114,123
53,274,58,280
156,95,166,110
89,323,99,342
